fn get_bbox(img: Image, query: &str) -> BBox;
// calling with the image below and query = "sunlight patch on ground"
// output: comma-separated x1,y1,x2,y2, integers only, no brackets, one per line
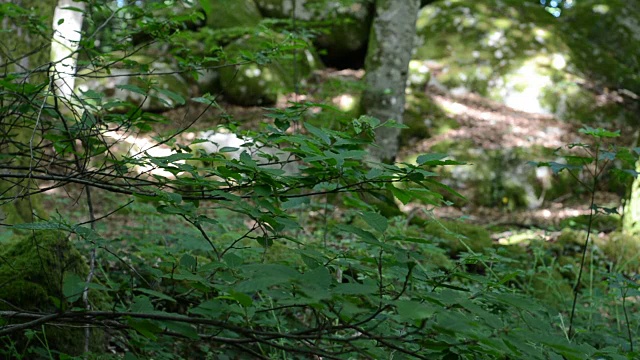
493,59,552,114
103,130,177,178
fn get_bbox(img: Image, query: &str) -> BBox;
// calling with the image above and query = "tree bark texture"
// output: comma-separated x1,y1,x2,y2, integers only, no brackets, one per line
0,0,56,225
362,0,421,163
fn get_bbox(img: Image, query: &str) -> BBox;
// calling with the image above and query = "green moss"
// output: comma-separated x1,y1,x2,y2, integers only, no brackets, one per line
423,219,492,256
559,214,621,233
0,231,105,356
205,0,263,29
601,232,640,272
551,229,588,258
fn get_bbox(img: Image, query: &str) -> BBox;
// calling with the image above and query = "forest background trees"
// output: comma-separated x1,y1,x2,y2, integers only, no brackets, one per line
1,0,639,359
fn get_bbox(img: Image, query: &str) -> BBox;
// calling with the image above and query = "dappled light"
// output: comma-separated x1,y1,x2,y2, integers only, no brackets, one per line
1,0,639,358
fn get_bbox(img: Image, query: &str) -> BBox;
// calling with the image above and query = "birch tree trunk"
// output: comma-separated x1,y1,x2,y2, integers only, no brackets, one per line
362,0,421,163
623,134,640,236
50,0,86,99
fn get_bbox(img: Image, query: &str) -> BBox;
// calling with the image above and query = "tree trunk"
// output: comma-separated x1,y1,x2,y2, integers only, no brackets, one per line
0,0,57,225
50,0,86,99
362,0,421,163
623,135,640,236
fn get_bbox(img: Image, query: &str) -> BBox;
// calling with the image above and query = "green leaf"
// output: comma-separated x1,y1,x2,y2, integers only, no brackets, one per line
333,282,377,295
335,224,380,244
229,290,253,307
63,273,85,303
131,296,154,313
163,321,199,339
534,161,582,174
239,151,257,167
152,152,193,164
60,6,84,12
189,299,227,318
124,352,139,360
135,288,177,303
116,84,147,96
365,168,384,179
416,153,448,165
180,254,197,269
304,122,331,145
387,184,413,204
301,266,332,290
219,146,239,153
155,88,185,106
191,96,217,106
361,211,388,233
256,235,274,247
223,253,243,268
394,300,435,321
356,115,380,128
579,126,620,138
382,119,409,128
128,319,161,340
13,221,68,231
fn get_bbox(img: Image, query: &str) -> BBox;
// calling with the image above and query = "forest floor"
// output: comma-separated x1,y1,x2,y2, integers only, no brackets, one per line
50,68,635,242
404,86,629,223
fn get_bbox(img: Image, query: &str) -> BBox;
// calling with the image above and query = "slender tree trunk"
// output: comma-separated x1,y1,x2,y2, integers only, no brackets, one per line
623,134,640,236
50,0,86,99
362,0,421,163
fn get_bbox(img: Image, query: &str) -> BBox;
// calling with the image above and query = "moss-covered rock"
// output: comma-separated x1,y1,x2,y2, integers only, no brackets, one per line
219,31,321,105
600,232,640,272
423,219,492,256
254,0,373,68
422,141,576,210
552,228,588,254
205,0,263,29
0,231,104,357
413,0,639,125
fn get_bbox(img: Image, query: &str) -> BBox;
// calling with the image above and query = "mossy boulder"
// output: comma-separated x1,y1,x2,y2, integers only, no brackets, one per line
254,0,373,68
413,0,639,125
204,0,262,29
75,54,190,112
551,228,588,256
219,31,321,105
423,219,492,256
424,141,575,210
0,231,104,356
600,232,640,272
